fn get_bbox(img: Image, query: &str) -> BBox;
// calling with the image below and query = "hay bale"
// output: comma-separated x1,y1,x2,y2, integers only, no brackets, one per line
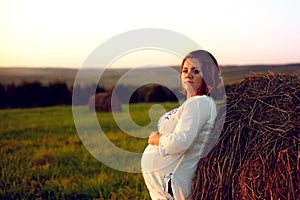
88,92,122,112
191,72,299,200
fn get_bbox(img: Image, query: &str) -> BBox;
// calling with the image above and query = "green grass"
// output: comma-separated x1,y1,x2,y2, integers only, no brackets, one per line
0,103,179,199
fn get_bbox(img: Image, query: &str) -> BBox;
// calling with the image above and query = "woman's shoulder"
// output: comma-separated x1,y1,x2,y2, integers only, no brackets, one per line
181,95,217,118
183,95,213,106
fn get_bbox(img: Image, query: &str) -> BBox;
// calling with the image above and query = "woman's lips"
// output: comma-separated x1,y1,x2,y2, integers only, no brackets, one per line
185,80,193,84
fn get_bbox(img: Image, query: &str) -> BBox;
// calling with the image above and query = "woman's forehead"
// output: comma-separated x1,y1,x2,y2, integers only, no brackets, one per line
183,58,202,68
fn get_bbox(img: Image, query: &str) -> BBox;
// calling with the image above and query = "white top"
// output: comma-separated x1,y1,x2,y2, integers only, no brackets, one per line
141,95,217,199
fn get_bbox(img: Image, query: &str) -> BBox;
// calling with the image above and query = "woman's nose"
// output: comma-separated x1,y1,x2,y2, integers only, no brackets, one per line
186,70,193,78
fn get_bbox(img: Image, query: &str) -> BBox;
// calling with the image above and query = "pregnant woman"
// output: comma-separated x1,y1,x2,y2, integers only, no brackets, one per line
141,50,223,199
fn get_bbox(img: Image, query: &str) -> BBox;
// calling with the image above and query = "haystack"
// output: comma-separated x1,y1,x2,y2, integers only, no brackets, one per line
192,72,299,200
88,92,122,112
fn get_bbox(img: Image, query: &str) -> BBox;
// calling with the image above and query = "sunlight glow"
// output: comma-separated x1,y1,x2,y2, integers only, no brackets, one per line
0,0,299,67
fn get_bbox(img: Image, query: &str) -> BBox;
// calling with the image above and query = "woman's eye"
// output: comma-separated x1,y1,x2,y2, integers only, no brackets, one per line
182,69,188,73
193,69,200,74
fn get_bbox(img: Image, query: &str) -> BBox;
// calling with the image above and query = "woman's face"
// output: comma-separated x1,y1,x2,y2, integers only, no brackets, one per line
181,58,204,97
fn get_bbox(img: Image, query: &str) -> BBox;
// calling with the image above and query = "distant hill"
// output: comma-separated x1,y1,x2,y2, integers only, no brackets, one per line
0,67,79,87
0,64,299,89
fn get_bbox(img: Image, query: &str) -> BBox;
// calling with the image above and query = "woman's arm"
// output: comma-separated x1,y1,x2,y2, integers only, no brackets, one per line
158,96,211,156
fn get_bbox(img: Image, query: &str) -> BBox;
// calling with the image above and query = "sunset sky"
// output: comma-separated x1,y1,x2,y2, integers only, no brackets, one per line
1,0,299,68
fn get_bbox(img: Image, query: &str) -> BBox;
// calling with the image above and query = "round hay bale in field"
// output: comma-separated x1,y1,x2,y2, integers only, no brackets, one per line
88,92,122,112
191,72,300,200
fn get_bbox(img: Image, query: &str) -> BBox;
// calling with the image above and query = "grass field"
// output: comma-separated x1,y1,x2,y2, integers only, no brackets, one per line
0,103,179,199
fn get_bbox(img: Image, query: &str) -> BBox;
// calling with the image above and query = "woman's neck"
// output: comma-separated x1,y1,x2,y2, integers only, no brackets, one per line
187,93,196,99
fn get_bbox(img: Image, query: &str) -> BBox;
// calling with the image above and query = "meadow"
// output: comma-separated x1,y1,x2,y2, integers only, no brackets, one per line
1,65,299,199
0,103,179,199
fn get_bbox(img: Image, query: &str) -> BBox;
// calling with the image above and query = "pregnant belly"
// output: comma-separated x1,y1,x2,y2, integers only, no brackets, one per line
141,145,182,173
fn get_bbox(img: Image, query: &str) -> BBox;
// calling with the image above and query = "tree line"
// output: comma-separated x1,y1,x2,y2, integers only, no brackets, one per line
0,82,182,109
0,82,71,109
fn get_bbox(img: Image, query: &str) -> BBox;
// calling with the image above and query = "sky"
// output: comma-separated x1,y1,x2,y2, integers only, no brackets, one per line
0,0,299,68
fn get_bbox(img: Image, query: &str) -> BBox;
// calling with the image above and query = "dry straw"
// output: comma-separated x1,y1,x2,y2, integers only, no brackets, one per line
191,72,299,200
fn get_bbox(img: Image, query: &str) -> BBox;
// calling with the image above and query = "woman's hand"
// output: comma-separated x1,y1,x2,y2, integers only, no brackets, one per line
148,131,161,146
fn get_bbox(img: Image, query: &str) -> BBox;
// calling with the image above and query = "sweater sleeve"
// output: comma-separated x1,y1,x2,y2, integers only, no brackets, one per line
159,96,211,156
